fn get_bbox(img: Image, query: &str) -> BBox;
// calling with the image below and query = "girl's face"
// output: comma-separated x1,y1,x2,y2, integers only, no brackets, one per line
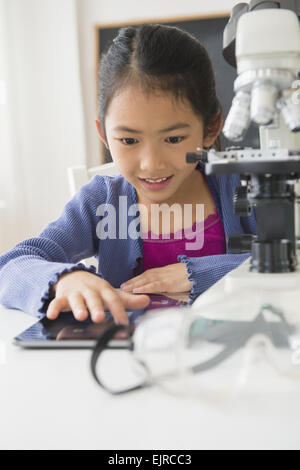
96,83,219,204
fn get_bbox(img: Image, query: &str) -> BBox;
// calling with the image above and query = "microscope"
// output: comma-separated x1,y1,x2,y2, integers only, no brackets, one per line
188,0,300,320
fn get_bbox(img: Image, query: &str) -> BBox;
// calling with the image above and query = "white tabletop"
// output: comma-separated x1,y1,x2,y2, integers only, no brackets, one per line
1,303,300,450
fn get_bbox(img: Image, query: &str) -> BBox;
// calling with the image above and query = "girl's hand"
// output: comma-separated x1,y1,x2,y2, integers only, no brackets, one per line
120,263,193,294
46,271,150,325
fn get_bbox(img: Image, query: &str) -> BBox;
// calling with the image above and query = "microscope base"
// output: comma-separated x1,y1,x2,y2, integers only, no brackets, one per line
192,254,300,324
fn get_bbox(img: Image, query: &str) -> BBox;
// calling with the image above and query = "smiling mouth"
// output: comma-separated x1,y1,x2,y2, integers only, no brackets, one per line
139,176,173,183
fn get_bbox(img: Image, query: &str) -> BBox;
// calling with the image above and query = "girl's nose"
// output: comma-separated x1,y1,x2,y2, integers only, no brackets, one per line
139,149,168,173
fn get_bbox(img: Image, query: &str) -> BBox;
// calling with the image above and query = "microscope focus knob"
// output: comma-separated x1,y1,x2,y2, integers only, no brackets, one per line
186,152,207,164
228,234,256,254
233,186,252,216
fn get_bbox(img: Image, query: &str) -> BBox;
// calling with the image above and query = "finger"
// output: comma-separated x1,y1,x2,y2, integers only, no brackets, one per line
131,283,163,294
121,279,149,292
119,291,150,308
68,293,89,322
120,272,152,291
47,297,70,320
101,289,129,325
83,291,106,323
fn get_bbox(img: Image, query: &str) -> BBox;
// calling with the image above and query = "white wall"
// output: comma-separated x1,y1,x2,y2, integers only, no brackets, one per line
76,0,238,167
0,0,26,251
3,0,87,247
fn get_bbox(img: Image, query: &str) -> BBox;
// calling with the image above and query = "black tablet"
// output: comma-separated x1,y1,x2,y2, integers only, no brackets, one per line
13,293,189,349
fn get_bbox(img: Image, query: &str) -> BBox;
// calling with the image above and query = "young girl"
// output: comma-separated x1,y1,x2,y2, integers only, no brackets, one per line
0,24,256,325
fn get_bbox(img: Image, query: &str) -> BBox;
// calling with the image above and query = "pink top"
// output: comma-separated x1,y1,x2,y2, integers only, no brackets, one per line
142,212,226,271
142,176,226,271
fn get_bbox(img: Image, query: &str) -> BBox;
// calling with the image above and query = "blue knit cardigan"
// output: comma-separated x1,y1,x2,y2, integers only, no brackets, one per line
0,163,256,317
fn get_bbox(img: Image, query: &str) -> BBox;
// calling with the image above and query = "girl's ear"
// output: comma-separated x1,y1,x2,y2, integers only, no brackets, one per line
203,112,223,149
95,119,109,149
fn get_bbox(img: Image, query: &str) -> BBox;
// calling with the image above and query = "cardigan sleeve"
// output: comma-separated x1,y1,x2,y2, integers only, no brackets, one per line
178,252,251,303
0,176,104,317
179,209,257,303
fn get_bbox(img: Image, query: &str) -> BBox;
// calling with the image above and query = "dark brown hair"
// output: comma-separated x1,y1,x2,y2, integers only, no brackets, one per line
98,24,222,150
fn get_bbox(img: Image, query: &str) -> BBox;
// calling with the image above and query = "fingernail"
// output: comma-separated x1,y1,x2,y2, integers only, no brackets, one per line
77,310,87,316
95,316,104,324
94,310,105,318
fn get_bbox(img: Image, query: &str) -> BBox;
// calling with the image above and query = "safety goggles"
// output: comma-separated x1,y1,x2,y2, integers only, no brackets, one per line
90,304,300,398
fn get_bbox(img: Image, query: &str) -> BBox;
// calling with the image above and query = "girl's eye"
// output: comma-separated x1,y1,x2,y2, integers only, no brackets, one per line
118,136,186,145
166,136,185,144
120,138,138,145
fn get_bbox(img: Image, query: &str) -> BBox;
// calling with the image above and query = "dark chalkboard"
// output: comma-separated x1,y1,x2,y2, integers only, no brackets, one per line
96,15,259,162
